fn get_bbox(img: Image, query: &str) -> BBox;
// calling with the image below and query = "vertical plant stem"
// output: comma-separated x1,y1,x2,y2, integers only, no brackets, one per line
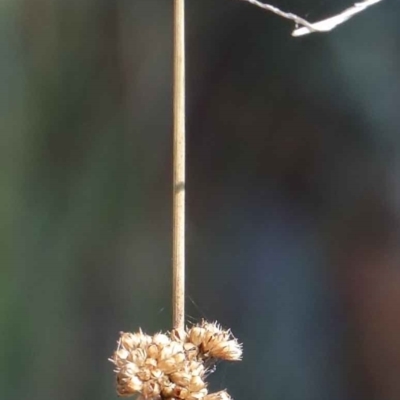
172,0,185,331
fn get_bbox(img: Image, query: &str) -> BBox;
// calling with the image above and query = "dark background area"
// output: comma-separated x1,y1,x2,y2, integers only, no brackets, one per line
1,1,400,400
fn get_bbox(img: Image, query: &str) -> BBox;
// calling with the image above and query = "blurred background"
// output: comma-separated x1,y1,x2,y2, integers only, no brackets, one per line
1,0,400,399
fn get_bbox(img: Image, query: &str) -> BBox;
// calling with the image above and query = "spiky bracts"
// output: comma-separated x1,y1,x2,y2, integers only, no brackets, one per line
110,321,242,400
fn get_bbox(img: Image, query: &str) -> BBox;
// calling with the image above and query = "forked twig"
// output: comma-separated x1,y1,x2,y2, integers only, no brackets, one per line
241,0,385,36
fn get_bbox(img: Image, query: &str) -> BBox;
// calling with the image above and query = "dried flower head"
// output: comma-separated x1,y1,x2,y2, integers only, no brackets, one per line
110,321,242,400
195,321,242,362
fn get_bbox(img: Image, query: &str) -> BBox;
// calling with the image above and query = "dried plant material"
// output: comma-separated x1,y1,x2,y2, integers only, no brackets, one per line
204,391,232,400
110,321,242,399
240,0,385,36
195,321,242,361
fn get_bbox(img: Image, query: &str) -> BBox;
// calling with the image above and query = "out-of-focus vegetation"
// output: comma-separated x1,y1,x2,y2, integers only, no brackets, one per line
1,1,400,400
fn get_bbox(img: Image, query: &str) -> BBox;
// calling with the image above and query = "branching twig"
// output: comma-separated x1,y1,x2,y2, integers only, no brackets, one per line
241,0,385,37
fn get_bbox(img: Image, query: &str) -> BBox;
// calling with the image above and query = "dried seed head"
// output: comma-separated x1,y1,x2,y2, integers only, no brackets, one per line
110,321,242,399
188,327,206,346
205,339,242,361
198,323,242,361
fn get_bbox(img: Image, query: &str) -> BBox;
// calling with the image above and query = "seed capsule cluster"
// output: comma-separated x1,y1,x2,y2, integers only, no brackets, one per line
110,321,242,400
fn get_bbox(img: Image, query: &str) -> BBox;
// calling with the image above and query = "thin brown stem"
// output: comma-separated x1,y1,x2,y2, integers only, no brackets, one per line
172,0,185,331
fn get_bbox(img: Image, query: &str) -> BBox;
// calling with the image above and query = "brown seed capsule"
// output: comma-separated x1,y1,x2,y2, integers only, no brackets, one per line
188,327,205,346
202,332,215,347
119,332,139,349
201,321,223,334
147,343,159,359
187,361,204,377
144,357,157,368
137,367,151,381
158,374,172,386
128,348,147,366
159,342,184,360
170,371,191,387
140,334,153,349
151,368,163,380
207,340,242,361
125,375,143,392
183,342,199,360
173,352,186,365
142,380,161,398
188,376,206,392
201,322,231,350
172,386,190,399
162,383,176,398
170,341,184,355
115,348,130,362
121,331,152,350
117,384,136,397
158,357,178,374
119,362,140,378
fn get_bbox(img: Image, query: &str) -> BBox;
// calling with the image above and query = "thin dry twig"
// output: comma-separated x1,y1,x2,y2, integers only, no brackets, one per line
173,0,186,332
241,0,385,36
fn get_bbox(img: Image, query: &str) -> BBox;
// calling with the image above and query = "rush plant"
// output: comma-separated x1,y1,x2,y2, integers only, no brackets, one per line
109,0,385,398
